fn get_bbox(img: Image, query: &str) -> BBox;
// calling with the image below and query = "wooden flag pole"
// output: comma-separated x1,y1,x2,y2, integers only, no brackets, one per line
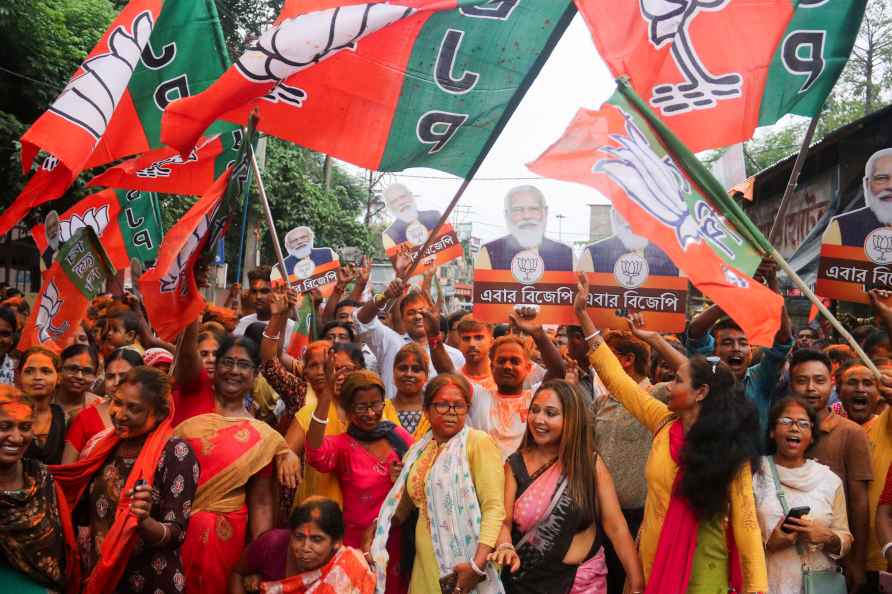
249,145,291,287
768,247,881,378
767,112,823,245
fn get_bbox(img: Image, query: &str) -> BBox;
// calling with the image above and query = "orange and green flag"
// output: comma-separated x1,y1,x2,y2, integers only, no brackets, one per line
529,80,784,346
162,0,575,176
86,130,246,195
31,189,163,270
575,0,867,152
1,0,232,236
18,228,116,353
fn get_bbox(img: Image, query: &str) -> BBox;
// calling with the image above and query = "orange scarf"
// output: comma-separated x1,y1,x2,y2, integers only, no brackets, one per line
50,407,174,594
260,546,375,594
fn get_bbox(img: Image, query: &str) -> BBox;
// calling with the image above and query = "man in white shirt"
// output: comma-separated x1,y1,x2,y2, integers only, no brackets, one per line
234,266,295,338
353,278,464,397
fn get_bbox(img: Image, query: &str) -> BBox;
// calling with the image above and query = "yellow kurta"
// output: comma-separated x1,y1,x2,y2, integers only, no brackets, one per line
405,429,505,594
866,408,892,570
293,399,400,508
589,344,768,593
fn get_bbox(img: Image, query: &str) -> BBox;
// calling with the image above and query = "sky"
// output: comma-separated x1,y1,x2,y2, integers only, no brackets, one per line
343,14,617,248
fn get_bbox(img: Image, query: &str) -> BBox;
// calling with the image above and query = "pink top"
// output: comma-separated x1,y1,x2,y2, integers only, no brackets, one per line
306,428,413,546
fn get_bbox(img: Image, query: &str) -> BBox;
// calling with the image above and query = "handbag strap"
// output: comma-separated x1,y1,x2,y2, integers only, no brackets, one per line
767,457,808,560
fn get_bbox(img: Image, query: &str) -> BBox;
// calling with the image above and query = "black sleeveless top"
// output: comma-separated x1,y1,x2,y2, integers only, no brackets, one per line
503,452,604,594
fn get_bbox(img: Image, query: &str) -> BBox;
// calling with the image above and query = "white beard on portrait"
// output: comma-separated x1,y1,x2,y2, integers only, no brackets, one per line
866,185,892,225
508,218,546,249
389,202,419,224
286,242,313,260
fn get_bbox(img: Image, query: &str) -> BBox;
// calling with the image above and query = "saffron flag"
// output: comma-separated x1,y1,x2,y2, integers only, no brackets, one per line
31,189,163,270
139,117,255,341
86,130,245,195
19,228,116,353
575,0,866,152
286,295,317,359
2,0,232,236
529,81,784,346
162,0,575,176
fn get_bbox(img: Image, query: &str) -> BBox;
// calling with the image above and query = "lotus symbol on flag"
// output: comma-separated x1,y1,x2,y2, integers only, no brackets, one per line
59,207,111,245
235,4,413,85
35,280,69,342
641,0,742,115
594,114,700,253
48,11,154,140
871,232,892,264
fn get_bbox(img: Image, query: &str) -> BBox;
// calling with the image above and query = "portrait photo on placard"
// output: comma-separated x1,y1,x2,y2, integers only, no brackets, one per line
271,225,340,294
381,183,463,275
817,148,892,303
473,185,577,324
577,209,687,331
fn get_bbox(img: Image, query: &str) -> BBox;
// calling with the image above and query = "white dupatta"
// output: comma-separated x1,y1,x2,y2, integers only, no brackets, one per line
371,426,504,594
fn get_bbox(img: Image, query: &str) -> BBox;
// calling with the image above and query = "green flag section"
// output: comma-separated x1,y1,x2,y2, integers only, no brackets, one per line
19,227,116,353
162,1,575,177
529,81,784,346
758,0,868,125
31,189,163,270
3,0,233,238
85,0,233,169
574,0,865,152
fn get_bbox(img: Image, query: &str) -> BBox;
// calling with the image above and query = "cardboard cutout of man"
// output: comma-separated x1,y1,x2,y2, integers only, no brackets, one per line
381,183,442,249
823,148,892,254
476,185,574,278
282,226,337,280
577,208,679,280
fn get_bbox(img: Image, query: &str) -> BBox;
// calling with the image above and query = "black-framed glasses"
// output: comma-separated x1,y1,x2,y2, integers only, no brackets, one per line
430,401,468,415
352,401,386,414
706,356,721,374
776,417,812,430
62,365,95,377
218,357,255,372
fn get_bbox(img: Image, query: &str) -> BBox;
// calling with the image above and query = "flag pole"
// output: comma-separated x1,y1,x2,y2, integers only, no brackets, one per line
767,111,823,245
768,248,880,377
249,145,291,287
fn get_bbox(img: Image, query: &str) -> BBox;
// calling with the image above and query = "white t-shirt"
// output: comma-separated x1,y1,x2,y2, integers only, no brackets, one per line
233,314,295,340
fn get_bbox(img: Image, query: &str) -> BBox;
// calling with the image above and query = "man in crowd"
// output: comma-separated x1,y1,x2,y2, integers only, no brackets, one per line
456,317,496,393
234,266,296,338
353,278,464,396
788,348,872,589
836,360,883,428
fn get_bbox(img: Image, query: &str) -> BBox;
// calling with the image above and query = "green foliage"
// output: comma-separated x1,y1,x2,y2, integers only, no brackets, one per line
214,0,282,57
251,138,377,262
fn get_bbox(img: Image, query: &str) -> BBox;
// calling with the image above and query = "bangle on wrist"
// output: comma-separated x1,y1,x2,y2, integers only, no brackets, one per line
262,330,280,341
584,329,602,342
469,558,487,577
882,542,892,558
311,413,329,425
496,543,515,552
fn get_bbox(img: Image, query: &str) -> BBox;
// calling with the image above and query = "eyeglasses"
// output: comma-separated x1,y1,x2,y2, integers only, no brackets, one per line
352,401,386,414
218,357,255,371
706,356,721,374
776,417,812,430
430,401,468,415
62,365,95,377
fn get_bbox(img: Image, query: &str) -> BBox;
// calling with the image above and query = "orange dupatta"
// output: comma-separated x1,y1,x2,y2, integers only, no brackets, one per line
49,404,175,594
259,546,376,594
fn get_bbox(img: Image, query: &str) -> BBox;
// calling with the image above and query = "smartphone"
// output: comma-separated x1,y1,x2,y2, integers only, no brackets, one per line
781,506,810,532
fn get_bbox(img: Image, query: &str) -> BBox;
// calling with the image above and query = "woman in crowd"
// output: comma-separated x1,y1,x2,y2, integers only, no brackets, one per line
752,397,851,594
371,373,505,594
391,343,431,439
62,348,144,463
0,307,17,385
307,370,412,594
573,274,767,594
492,380,644,594
17,347,66,465
50,366,198,594
0,386,78,593
174,335,301,594
229,497,375,594
55,343,102,424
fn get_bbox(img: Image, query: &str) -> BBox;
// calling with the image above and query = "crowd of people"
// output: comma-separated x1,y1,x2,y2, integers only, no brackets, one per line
2,228,892,594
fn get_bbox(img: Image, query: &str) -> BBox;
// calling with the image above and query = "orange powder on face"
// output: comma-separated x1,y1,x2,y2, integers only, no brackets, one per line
24,353,56,371
0,403,32,422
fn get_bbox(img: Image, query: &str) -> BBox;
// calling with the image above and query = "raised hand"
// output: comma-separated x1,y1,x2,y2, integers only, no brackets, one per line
420,309,442,340
624,311,660,341
268,286,290,317
573,271,590,314
509,306,542,336
336,264,357,288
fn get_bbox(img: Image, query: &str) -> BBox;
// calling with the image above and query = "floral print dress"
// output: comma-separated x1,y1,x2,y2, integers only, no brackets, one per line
86,437,199,594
